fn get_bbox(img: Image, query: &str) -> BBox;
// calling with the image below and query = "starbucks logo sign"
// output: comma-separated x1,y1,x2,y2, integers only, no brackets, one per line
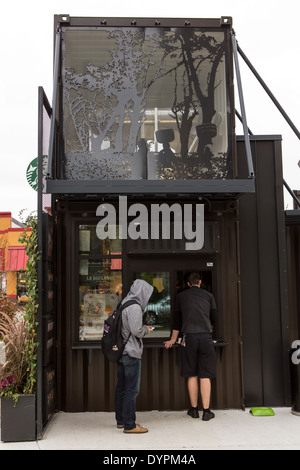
26,158,38,191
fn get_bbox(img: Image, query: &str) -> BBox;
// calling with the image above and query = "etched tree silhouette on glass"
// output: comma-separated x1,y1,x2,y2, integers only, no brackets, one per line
63,28,230,180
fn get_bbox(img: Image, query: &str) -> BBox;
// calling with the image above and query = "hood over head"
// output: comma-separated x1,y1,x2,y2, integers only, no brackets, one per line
122,279,153,311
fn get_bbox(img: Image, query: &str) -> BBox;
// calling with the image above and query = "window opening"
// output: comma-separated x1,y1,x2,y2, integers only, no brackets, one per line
78,224,122,342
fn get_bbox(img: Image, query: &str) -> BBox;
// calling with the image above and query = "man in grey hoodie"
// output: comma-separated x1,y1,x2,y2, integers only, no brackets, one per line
115,279,153,433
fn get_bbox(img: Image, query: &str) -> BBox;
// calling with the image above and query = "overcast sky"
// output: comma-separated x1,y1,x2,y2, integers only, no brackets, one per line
1,0,299,220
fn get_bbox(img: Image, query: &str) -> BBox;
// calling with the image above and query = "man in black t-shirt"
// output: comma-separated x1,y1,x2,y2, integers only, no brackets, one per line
164,272,217,421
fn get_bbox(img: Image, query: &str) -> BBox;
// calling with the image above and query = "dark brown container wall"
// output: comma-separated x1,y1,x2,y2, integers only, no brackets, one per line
238,136,290,407
56,201,243,412
139,348,189,411
58,346,241,412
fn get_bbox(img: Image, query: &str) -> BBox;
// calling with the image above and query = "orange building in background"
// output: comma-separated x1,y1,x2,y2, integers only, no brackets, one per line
0,212,31,302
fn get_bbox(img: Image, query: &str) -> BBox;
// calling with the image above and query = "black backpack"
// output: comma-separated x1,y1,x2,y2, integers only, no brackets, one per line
101,299,140,362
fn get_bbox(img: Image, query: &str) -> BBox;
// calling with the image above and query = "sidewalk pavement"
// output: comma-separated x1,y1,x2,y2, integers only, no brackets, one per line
0,408,300,451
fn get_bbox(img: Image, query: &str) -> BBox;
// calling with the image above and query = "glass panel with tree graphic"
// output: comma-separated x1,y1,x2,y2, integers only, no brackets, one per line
63,28,231,180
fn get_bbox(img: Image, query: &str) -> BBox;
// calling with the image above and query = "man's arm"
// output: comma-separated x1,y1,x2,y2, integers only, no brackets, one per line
164,329,180,349
210,308,217,338
164,295,181,348
210,294,217,337
127,305,149,337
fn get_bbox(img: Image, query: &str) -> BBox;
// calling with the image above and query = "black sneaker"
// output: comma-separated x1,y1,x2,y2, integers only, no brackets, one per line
202,410,215,421
187,408,199,418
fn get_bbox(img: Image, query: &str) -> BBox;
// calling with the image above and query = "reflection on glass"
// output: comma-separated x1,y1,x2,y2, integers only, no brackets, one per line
176,270,212,294
79,225,122,255
79,259,122,341
133,272,170,337
63,28,232,180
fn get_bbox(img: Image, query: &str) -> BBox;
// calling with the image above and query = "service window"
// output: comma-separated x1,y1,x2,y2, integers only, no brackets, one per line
133,271,171,338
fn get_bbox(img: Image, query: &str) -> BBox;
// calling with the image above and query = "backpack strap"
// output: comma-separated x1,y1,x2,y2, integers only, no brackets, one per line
120,299,140,311
119,299,141,344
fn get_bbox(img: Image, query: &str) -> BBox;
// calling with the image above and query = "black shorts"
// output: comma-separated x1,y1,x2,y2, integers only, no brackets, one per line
180,333,216,378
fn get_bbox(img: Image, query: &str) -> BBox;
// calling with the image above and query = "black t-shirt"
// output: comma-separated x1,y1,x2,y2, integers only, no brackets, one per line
173,286,217,334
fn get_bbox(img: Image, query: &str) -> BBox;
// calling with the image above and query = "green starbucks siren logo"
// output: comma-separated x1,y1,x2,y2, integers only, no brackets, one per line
26,157,38,191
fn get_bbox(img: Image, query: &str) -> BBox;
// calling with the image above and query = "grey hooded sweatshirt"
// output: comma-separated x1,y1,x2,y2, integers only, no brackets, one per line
121,279,154,359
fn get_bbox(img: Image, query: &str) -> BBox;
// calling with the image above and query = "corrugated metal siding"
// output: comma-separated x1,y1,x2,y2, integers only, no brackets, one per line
59,345,242,412
238,137,291,407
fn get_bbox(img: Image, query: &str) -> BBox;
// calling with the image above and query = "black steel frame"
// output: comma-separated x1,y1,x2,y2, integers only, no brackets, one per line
46,15,256,197
37,87,52,438
46,15,300,202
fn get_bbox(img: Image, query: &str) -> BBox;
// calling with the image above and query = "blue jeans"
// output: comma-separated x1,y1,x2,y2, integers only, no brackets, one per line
115,354,141,430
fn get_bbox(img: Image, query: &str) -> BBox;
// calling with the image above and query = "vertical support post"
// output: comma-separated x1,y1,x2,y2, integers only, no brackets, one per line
37,88,43,438
37,87,53,438
47,27,61,179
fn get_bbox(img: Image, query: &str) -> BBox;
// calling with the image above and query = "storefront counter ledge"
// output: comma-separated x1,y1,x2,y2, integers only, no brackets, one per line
70,339,228,364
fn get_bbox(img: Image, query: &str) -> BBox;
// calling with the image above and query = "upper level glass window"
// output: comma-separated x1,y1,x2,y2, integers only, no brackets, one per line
63,27,232,181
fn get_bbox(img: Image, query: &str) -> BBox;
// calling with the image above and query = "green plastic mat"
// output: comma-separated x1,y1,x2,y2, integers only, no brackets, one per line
250,407,275,416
